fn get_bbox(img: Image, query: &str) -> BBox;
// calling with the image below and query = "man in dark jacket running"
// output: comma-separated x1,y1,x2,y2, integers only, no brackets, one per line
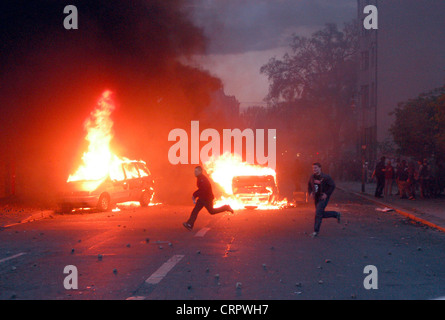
307,162,341,237
183,166,234,231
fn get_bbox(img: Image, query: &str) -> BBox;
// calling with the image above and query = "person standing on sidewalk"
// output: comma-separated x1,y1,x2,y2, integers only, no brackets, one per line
395,158,402,196
384,160,395,197
407,161,417,200
183,166,234,231
398,160,410,199
372,157,386,198
307,162,341,237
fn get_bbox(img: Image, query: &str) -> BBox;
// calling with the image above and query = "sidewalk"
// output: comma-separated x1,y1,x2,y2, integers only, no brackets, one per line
0,197,54,229
337,181,445,233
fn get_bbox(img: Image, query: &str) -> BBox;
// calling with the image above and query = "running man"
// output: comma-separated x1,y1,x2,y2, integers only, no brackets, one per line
183,166,234,231
307,162,341,237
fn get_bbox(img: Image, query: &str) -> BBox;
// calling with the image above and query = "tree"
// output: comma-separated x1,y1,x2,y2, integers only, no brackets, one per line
390,86,445,160
260,22,358,158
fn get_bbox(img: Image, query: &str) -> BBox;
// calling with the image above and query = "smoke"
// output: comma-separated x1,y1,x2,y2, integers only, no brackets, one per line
0,0,225,204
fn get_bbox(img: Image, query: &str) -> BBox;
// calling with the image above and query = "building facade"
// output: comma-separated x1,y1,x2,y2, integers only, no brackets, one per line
357,0,445,163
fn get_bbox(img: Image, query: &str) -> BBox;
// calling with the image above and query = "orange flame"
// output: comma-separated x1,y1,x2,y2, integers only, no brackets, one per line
68,90,125,182
203,153,286,210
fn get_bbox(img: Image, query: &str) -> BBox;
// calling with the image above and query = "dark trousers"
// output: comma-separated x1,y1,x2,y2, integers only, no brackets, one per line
186,198,230,228
314,198,339,233
375,176,385,197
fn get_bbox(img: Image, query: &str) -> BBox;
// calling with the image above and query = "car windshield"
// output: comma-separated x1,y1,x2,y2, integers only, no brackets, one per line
136,163,150,177
123,162,140,179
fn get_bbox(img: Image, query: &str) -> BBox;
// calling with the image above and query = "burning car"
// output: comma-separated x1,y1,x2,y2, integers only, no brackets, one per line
58,91,156,213
232,175,278,208
58,160,154,213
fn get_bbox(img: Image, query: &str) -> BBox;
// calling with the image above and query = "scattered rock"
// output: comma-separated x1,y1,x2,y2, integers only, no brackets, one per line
318,280,324,284
98,254,103,261
325,259,331,263
113,269,118,274
126,244,131,248
295,282,302,287
236,282,242,289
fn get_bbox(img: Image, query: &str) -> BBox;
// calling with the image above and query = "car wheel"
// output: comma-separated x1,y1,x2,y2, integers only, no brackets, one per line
97,193,111,212
139,191,152,207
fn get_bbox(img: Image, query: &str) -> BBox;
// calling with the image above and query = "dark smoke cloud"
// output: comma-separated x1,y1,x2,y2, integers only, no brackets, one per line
187,0,356,54
0,0,224,204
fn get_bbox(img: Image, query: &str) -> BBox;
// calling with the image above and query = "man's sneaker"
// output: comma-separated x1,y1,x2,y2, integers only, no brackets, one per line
182,222,193,231
311,232,318,238
337,212,341,224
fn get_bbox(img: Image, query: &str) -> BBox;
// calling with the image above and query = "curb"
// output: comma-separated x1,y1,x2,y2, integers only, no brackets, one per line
1,210,54,229
337,187,445,233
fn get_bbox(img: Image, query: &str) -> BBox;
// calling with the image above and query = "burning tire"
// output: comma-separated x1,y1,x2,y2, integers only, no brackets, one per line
97,193,111,212
139,190,152,207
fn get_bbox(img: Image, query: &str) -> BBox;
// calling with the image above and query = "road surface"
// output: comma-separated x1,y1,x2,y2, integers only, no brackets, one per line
0,190,444,300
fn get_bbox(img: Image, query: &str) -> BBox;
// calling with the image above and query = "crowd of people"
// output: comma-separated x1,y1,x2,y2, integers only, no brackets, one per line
372,156,445,200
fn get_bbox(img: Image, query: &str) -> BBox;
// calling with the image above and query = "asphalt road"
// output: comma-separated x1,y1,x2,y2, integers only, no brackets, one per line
0,190,444,300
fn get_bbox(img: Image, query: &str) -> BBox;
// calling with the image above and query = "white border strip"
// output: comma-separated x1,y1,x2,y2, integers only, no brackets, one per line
0,252,26,264
195,227,210,237
145,255,185,285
